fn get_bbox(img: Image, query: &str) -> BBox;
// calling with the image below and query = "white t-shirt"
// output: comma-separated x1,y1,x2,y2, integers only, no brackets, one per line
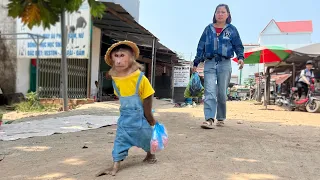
298,69,314,83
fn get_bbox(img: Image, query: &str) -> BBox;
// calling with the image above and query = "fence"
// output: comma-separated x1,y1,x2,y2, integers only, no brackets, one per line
38,58,88,98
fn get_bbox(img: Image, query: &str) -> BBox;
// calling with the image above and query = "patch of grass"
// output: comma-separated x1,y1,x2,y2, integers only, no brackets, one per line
14,92,56,112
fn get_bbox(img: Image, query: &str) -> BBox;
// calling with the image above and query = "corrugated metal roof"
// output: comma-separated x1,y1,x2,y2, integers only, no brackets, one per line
93,2,175,55
255,74,291,85
293,43,320,55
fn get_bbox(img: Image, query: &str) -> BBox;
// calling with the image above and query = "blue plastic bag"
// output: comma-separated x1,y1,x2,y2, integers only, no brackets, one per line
184,72,204,98
150,122,168,153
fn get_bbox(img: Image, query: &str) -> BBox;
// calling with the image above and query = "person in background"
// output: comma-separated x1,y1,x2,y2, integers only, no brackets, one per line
297,60,315,99
90,81,99,101
94,81,99,101
192,4,244,129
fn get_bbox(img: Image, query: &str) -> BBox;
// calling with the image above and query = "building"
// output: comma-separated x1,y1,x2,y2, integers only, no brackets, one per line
235,19,313,85
259,19,313,49
0,0,17,95
230,75,239,84
100,0,140,22
233,44,260,85
0,0,177,103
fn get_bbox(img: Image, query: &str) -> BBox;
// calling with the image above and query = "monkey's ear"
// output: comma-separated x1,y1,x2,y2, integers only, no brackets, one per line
132,61,144,71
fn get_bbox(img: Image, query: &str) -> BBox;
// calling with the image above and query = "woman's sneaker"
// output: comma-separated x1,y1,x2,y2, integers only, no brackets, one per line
216,121,224,127
201,118,215,129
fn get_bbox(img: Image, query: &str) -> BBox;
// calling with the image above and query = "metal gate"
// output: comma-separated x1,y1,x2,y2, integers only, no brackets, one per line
38,58,88,98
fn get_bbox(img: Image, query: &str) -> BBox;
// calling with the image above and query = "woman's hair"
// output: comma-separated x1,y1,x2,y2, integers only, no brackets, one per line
212,4,232,24
108,44,144,76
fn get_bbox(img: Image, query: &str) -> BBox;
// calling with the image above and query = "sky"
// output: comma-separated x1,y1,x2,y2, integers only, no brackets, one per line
138,0,320,60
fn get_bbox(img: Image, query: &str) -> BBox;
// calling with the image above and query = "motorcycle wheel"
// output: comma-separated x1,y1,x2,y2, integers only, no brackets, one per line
288,106,295,111
276,101,283,106
306,100,320,113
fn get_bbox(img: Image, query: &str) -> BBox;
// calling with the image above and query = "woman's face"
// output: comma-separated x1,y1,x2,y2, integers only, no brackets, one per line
306,64,313,70
215,6,229,23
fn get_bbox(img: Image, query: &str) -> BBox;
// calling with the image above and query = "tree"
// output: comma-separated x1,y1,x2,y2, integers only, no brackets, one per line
244,78,255,88
174,51,185,60
7,0,106,111
7,0,105,29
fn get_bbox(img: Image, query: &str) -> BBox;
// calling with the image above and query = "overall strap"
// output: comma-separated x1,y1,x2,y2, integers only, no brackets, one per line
135,72,144,95
112,80,121,97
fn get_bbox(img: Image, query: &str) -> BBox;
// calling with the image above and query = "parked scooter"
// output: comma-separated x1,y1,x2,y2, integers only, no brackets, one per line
284,78,320,113
275,94,287,106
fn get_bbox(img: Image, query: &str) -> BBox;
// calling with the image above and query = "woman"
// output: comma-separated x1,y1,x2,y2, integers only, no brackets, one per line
193,4,244,129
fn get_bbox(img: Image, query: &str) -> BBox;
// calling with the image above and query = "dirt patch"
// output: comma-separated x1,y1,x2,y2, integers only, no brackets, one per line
1,100,320,180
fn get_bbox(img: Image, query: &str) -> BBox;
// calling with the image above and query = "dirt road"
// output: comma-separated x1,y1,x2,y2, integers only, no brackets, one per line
1,101,320,180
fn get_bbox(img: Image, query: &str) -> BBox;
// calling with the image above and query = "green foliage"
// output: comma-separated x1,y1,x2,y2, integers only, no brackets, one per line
174,51,185,59
15,92,56,112
244,78,256,88
88,0,106,18
7,0,106,29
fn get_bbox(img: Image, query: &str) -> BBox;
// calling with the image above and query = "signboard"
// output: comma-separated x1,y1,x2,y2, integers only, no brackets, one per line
16,1,91,59
173,66,190,87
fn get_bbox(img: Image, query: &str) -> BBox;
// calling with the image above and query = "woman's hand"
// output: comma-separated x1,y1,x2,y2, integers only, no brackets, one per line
192,66,198,73
238,60,244,70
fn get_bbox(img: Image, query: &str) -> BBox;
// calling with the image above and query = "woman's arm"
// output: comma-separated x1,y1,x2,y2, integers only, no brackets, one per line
193,26,208,67
231,27,244,61
300,70,310,85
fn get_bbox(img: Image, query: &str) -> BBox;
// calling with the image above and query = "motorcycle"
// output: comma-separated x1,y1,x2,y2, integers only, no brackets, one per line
284,78,320,113
275,93,287,106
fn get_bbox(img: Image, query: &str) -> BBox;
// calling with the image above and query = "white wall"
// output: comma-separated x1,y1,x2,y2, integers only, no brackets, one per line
90,26,101,97
262,21,281,34
16,58,30,95
230,76,238,84
239,64,261,84
260,21,312,49
260,33,312,49
100,0,140,22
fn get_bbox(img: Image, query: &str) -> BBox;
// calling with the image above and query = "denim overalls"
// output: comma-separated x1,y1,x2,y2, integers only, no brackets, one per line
111,72,153,162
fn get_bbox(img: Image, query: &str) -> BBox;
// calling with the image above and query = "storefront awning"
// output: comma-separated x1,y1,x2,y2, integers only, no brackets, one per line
272,74,292,84
255,74,291,85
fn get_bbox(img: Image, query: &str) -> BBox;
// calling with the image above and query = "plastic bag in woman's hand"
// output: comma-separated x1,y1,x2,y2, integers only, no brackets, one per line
150,122,168,153
184,72,204,98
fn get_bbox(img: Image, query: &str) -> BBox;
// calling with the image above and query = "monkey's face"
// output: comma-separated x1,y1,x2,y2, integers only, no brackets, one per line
110,49,134,72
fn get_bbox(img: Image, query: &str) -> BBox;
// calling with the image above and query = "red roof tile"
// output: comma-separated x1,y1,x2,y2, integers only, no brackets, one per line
275,20,313,33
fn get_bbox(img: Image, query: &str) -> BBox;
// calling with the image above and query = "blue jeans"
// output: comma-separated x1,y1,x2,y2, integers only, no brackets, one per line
203,59,232,121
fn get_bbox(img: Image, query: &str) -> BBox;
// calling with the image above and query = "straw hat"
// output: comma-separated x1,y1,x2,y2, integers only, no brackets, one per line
104,40,140,66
